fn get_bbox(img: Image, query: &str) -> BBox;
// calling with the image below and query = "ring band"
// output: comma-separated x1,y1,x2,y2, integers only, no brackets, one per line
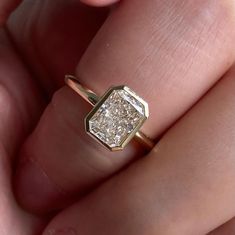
65,75,154,151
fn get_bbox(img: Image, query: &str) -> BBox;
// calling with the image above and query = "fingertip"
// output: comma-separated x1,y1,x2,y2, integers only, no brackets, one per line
80,0,119,7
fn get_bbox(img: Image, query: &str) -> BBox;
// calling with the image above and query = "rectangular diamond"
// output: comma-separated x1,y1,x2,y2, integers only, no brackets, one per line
86,86,148,151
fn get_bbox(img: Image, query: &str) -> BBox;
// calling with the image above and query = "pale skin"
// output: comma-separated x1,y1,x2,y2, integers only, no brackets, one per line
0,0,235,234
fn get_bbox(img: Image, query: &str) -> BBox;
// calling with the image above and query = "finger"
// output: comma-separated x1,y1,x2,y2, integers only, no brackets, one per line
43,66,235,235
80,0,119,7
0,0,21,25
7,0,108,93
15,0,235,214
208,218,235,235
0,29,45,234
0,30,44,157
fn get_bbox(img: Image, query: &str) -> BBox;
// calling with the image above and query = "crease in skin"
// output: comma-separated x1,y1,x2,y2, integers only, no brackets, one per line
7,0,58,93
6,0,42,68
21,154,68,197
0,0,21,25
25,0,57,92
132,0,232,92
46,227,77,235
50,86,145,171
7,0,109,93
0,82,25,156
0,144,40,235
10,0,235,229
0,36,28,127
155,7,211,73
50,91,116,177
208,216,235,235
30,0,58,89
45,62,235,235
0,29,45,150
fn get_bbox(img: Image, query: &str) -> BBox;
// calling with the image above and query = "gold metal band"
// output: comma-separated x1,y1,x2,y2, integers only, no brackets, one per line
65,75,99,105
65,75,155,151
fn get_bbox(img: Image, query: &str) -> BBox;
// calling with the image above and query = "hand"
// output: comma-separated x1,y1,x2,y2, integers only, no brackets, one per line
0,0,106,234
0,0,45,234
3,0,235,234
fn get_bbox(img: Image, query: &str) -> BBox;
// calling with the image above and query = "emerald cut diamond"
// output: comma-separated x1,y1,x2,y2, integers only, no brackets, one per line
85,86,149,151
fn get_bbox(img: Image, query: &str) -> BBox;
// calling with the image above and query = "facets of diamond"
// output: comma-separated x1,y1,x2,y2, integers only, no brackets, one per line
87,87,147,149
126,123,134,133
118,90,145,115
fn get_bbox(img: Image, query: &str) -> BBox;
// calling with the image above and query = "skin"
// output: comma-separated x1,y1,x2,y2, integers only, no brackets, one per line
0,0,106,234
80,0,119,6
0,0,234,234
0,1,45,235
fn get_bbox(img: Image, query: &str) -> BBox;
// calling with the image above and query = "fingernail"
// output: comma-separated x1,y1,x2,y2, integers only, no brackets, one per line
15,157,66,214
46,228,77,235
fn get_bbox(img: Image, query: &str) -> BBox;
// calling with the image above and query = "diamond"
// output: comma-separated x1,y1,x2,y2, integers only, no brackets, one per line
86,86,148,150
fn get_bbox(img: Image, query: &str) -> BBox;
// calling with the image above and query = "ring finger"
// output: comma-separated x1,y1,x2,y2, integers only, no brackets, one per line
15,0,235,213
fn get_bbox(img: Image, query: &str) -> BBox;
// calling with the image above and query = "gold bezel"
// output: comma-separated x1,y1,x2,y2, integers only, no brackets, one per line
85,86,149,151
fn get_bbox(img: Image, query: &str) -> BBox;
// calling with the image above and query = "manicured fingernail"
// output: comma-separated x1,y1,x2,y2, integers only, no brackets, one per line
46,228,77,235
15,157,66,214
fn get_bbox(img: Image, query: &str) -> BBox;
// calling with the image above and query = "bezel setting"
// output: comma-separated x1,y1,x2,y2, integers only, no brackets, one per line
85,86,149,151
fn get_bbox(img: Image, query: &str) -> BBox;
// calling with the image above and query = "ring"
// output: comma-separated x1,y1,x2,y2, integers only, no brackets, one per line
65,75,154,152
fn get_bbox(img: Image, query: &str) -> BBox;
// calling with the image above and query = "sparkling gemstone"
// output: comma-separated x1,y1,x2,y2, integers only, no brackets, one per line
86,86,148,150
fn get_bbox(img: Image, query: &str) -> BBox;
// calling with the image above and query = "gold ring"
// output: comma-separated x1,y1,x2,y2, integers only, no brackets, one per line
65,75,154,152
